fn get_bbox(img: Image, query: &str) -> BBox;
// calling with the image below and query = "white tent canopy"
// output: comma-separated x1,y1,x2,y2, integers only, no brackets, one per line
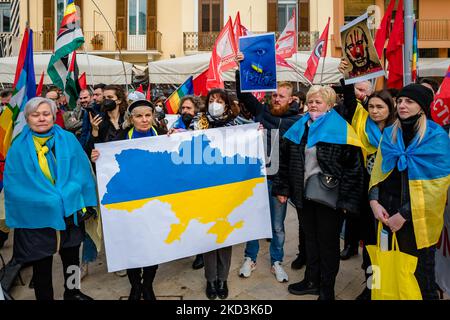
0,53,133,85
149,52,342,85
418,58,450,78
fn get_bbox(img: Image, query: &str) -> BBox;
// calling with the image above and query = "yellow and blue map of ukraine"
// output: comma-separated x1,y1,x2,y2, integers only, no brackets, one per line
101,134,265,244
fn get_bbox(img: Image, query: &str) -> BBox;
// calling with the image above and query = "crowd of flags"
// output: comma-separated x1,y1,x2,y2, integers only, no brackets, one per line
0,0,449,192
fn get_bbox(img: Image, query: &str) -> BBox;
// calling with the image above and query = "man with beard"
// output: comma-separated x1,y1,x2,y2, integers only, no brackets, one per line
64,89,92,138
235,52,303,282
344,26,382,79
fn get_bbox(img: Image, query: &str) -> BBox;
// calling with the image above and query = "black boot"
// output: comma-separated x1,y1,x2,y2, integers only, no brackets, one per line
288,279,319,296
192,254,204,270
142,286,156,300
291,253,306,270
216,280,228,300
205,281,217,300
63,289,94,300
128,284,143,300
340,245,358,260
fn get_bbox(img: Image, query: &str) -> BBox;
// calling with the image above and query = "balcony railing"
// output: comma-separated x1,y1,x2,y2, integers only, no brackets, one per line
417,19,450,41
33,30,162,52
184,31,319,52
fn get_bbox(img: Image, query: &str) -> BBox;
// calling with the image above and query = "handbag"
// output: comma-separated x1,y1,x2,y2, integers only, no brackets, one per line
304,173,339,210
366,222,422,300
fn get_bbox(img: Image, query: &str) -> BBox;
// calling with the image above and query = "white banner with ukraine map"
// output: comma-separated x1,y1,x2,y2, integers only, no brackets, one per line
95,123,272,272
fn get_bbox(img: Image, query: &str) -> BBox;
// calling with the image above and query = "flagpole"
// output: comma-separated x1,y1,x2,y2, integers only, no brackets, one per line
295,7,299,91
89,0,129,91
320,56,326,85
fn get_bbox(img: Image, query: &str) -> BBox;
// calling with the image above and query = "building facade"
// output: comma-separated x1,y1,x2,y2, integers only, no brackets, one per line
0,0,448,64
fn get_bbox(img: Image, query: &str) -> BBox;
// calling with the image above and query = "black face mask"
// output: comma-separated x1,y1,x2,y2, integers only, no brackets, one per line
182,113,194,127
102,99,117,112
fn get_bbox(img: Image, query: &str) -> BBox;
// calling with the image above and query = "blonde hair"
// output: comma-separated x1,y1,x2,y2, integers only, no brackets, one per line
122,106,156,129
391,113,427,144
306,85,337,108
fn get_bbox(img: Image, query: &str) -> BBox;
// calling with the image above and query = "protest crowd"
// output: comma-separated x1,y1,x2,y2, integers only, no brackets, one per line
0,0,449,302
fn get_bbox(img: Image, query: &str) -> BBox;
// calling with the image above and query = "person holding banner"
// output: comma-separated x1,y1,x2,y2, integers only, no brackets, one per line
368,84,450,300
91,99,166,300
273,85,364,300
201,88,240,300
3,97,98,300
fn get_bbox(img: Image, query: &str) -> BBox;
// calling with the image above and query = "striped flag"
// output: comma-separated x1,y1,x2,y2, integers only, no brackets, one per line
0,27,36,189
64,50,81,110
412,20,418,83
47,0,84,94
165,76,194,114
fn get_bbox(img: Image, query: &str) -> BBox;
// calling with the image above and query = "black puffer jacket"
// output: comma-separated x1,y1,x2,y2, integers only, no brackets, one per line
272,123,364,215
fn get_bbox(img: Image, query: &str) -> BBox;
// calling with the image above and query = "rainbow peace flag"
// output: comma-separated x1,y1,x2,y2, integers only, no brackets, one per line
165,76,194,114
283,109,364,149
369,121,450,249
0,28,36,185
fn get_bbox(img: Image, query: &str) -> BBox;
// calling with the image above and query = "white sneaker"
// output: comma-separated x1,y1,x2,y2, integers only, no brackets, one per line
239,257,256,278
271,261,289,283
115,270,127,277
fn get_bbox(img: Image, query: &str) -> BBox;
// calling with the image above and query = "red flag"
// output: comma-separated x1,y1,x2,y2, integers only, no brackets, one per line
136,84,144,93
276,9,297,59
374,0,395,59
206,17,238,90
304,17,330,83
146,83,151,100
36,71,45,96
13,28,30,88
78,72,87,90
386,0,404,89
431,66,450,126
193,68,209,96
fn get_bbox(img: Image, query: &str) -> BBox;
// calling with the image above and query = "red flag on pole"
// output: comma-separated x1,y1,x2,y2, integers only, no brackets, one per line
233,11,249,49
36,71,45,96
146,83,151,100
374,0,396,59
304,17,330,83
276,9,297,59
206,17,238,90
431,66,450,126
78,72,87,90
193,68,209,97
386,0,404,89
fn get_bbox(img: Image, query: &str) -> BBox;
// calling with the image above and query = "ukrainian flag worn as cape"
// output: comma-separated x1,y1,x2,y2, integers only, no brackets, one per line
3,125,98,230
369,121,450,249
284,108,363,149
351,103,382,166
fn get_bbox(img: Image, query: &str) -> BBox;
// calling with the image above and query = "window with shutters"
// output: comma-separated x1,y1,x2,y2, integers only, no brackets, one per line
268,0,309,32
0,2,11,33
198,0,223,50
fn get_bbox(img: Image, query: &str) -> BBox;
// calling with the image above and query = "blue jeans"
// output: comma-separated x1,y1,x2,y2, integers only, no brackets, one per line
244,180,287,265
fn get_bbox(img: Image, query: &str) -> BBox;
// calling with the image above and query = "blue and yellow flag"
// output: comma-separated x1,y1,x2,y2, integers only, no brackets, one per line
284,109,364,148
369,121,450,249
351,103,382,166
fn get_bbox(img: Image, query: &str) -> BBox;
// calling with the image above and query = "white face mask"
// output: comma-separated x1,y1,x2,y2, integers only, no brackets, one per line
155,106,163,113
208,102,225,117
